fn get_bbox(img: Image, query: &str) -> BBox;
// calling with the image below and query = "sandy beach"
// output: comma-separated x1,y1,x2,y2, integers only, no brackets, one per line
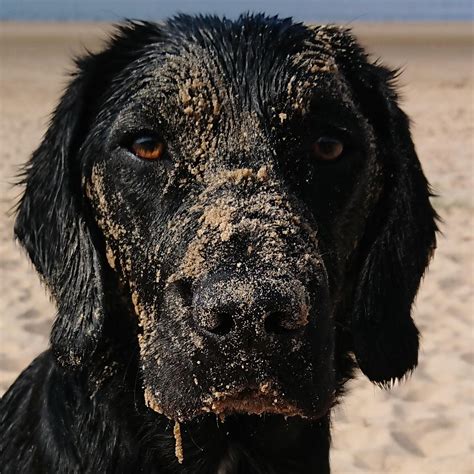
0,21,472,472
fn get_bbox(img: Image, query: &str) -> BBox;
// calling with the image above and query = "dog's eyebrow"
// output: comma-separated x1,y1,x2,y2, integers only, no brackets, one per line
106,104,169,146
294,94,362,132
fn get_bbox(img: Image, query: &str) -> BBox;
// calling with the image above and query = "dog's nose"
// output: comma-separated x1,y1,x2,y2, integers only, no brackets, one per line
192,272,309,338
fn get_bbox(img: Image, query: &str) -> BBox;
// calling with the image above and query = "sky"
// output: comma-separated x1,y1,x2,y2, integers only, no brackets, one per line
1,0,472,21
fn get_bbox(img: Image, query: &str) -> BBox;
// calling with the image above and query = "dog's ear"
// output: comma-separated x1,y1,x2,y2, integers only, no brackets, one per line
316,26,438,384
14,21,160,369
348,62,438,385
14,60,107,368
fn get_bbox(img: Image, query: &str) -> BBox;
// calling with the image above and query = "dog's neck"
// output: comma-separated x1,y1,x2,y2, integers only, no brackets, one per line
176,413,331,473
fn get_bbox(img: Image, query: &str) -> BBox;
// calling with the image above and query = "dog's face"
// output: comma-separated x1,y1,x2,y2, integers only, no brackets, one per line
15,16,437,423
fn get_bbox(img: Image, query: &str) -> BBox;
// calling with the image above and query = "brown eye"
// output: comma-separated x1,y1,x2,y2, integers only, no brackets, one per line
312,136,344,161
130,136,165,160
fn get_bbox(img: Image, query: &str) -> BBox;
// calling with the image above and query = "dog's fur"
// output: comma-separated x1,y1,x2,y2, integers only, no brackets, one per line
0,14,437,473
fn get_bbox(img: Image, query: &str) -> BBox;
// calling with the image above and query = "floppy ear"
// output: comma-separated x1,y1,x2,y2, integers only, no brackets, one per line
349,63,438,385
15,22,164,369
14,64,106,369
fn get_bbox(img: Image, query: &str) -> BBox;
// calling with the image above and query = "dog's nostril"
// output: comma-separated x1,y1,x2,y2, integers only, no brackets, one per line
205,312,234,336
264,311,300,335
174,279,193,306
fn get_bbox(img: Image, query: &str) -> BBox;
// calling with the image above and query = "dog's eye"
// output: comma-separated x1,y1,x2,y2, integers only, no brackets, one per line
312,137,344,161
130,136,165,161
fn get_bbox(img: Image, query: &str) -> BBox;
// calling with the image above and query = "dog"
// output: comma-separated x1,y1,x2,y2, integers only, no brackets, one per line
0,14,437,473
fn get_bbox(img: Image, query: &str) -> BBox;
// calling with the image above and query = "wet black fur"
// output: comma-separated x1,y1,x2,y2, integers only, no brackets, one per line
1,14,437,473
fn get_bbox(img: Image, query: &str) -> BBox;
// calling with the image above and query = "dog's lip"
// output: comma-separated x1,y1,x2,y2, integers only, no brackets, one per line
202,392,307,418
199,382,332,420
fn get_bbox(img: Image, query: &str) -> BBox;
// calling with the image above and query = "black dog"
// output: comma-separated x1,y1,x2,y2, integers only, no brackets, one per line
0,14,437,473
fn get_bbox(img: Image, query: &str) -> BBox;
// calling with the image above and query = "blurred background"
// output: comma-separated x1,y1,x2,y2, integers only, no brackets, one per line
0,0,472,21
1,1,472,472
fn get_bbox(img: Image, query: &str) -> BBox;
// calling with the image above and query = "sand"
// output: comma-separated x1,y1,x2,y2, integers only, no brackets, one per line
0,21,472,472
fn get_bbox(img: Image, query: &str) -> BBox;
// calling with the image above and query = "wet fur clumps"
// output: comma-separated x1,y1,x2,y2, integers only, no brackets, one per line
2,14,438,473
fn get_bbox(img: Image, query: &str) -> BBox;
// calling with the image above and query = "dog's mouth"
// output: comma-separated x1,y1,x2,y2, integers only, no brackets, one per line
145,380,334,423
200,382,309,419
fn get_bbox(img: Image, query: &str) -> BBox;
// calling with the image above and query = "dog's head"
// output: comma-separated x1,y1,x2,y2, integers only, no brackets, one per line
15,15,437,422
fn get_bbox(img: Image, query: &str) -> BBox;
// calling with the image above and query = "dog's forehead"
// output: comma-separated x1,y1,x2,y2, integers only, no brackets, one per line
104,23,357,177
135,24,349,111
112,25,348,121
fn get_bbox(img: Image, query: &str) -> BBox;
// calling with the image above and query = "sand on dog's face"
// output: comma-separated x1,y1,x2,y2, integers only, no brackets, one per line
83,22,380,422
